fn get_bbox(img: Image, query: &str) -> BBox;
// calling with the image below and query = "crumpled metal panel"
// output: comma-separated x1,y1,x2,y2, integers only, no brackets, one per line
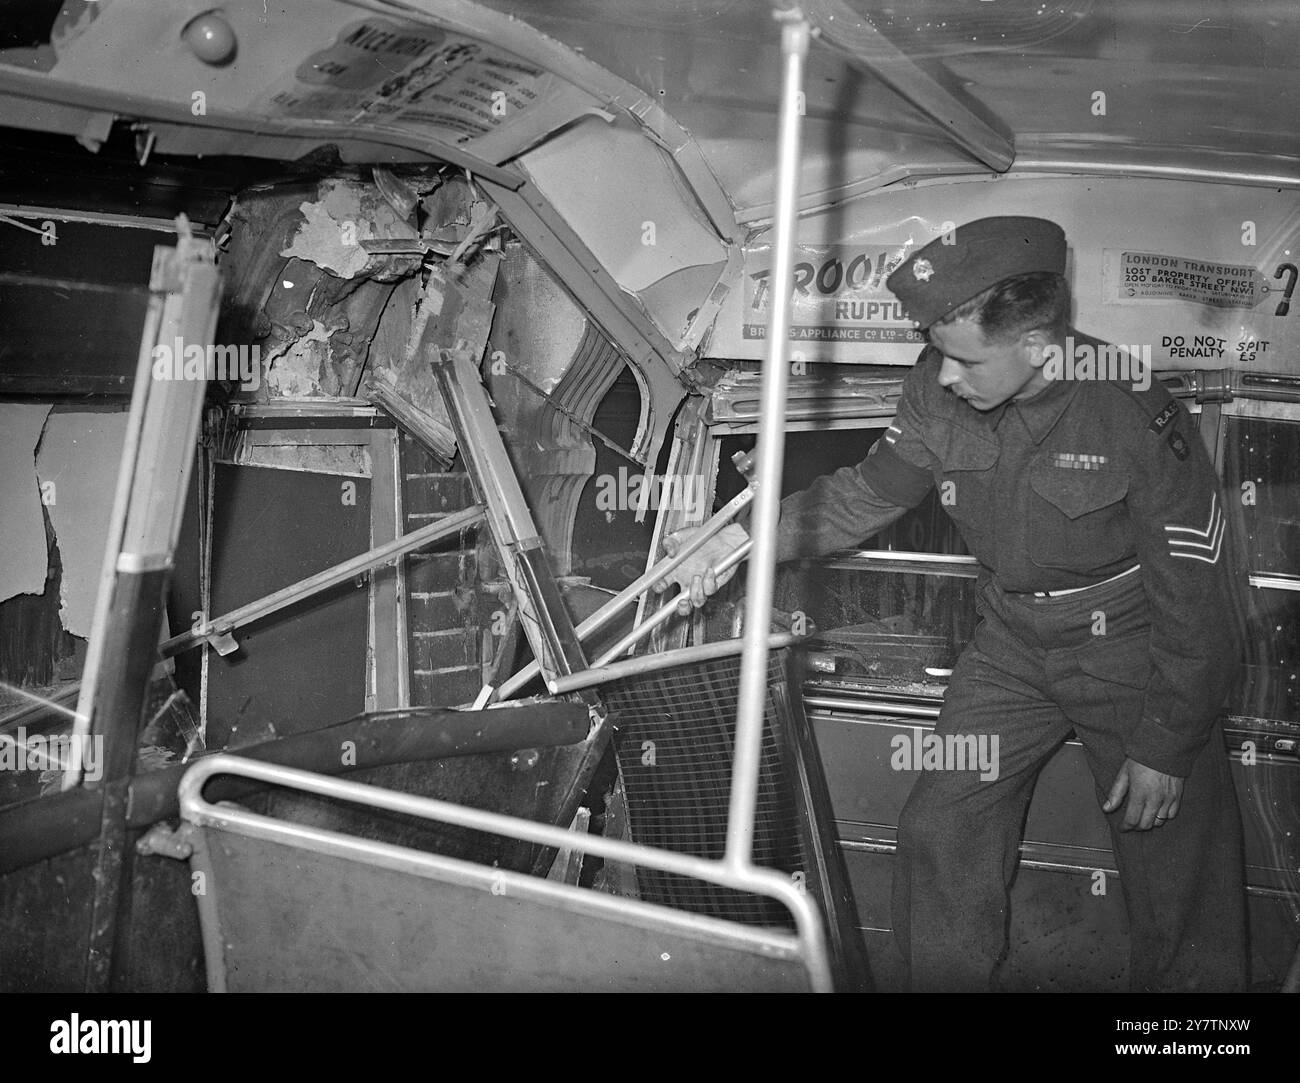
10,0,1295,390
219,179,416,401
521,116,730,346
485,244,634,573
0,0,732,419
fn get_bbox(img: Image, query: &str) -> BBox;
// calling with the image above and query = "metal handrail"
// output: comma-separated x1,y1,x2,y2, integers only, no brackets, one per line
491,485,755,701
159,505,486,657
726,9,809,869
549,632,797,695
585,538,754,670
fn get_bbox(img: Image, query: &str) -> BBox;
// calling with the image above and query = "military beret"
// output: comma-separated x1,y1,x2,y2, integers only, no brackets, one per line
885,216,1067,329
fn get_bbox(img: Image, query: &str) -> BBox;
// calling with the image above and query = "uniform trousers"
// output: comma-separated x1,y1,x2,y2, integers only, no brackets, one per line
891,569,1247,992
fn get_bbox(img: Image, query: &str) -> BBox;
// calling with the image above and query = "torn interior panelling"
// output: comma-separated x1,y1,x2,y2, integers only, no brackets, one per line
483,245,631,576
258,257,408,400
219,179,423,403
0,404,53,604
364,275,457,467
363,255,500,466
33,411,127,639
280,178,422,281
261,315,339,398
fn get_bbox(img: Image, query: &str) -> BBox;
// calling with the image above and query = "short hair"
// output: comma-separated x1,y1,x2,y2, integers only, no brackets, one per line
934,271,1071,343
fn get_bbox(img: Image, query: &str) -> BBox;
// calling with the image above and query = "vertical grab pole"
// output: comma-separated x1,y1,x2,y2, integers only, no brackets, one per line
725,7,809,867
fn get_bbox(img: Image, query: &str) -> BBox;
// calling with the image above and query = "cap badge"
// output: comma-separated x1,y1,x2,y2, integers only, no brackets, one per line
912,258,934,282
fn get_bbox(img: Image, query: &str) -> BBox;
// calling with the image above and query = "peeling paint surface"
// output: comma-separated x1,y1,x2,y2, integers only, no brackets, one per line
0,404,53,604
34,412,128,638
263,319,337,397
281,179,420,281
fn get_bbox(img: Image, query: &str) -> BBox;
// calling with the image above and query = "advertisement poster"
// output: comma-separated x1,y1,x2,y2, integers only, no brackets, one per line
254,17,553,141
1105,249,1297,365
742,241,925,358
709,177,1299,371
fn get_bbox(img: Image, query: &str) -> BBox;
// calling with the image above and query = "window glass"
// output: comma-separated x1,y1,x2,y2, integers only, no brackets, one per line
1232,588,1300,723
1222,414,1300,722
715,429,966,555
1222,415,1300,578
711,429,974,689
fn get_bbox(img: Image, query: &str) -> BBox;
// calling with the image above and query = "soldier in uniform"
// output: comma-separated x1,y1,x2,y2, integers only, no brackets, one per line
658,216,1248,992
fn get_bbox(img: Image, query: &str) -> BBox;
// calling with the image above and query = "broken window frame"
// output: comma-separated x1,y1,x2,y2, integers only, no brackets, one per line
699,400,978,687
667,368,976,643
683,367,1300,724
0,206,191,724
184,402,477,722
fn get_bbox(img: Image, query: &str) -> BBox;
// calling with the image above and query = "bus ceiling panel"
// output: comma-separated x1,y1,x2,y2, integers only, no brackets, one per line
3,4,1295,377
0,0,613,181
0,0,744,367
519,116,733,352
10,2,1291,217
704,173,1300,375
471,0,1300,217
801,0,1016,173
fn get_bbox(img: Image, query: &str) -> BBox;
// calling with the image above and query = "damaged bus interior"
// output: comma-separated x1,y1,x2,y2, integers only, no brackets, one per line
0,0,1297,997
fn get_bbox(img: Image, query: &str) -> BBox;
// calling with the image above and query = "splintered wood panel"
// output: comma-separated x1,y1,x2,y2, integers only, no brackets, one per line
206,465,370,742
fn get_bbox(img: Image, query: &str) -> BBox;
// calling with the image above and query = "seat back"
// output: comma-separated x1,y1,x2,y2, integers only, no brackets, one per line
179,754,829,992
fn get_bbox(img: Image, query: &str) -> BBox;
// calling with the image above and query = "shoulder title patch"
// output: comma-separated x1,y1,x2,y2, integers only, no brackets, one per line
1167,429,1190,461
1148,401,1179,435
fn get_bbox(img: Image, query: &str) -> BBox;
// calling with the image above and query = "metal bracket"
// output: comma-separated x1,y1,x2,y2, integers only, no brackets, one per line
206,630,240,657
1189,369,1235,404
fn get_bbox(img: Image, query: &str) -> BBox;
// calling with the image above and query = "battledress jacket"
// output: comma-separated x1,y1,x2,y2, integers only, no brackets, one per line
768,333,1243,777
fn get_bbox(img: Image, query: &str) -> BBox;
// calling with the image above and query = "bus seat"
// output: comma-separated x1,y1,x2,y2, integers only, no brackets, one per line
177,754,827,992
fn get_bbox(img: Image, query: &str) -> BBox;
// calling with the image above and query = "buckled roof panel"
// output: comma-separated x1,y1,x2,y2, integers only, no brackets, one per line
1,0,1295,377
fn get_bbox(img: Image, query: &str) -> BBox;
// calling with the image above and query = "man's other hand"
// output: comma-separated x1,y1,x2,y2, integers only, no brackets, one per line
1102,757,1184,831
652,523,749,615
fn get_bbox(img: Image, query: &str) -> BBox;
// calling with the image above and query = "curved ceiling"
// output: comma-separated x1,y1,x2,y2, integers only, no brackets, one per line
0,0,1294,392
473,0,1300,218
